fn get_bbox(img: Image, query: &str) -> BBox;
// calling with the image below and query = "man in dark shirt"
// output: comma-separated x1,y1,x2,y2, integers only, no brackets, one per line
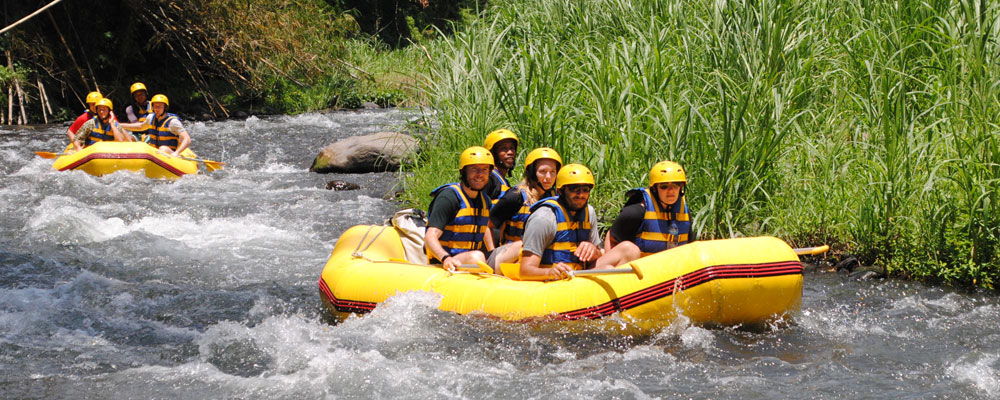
595,161,695,269
481,128,519,205
424,146,496,271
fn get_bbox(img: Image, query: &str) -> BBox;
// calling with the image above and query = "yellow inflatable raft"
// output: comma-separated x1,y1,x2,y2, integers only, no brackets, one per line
318,225,804,333
51,142,199,179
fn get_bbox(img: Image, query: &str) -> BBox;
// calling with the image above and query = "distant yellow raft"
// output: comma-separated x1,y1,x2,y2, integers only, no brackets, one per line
318,225,804,333
51,142,199,179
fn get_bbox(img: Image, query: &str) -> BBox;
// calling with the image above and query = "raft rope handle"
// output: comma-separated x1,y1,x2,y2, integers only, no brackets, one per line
351,225,388,262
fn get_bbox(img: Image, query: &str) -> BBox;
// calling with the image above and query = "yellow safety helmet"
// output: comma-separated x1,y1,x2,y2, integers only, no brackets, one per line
85,91,103,104
556,163,595,190
458,146,495,169
130,82,147,94
524,147,563,169
649,161,687,186
95,98,113,110
150,94,169,107
483,128,519,151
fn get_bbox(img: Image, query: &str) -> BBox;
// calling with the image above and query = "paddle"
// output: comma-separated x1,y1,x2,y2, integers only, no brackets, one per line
175,155,226,171
500,262,644,281
455,261,494,274
156,150,226,171
793,245,829,256
33,151,73,159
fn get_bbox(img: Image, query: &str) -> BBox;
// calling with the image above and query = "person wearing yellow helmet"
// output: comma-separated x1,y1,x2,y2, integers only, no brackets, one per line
516,163,602,280
71,98,128,151
482,128,520,206
424,146,496,271
118,94,192,156
595,161,695,269
485,147,563,273
125,82,152,124
66,91,118,144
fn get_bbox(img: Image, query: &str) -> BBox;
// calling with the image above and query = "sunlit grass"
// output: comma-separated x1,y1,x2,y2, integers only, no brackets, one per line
404,0,1000,288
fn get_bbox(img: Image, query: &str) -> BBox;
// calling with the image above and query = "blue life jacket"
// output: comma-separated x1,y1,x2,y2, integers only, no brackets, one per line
529,196,591,270
86,117,116,145
135,102,152,123
629,187,691,255
425,183,490,262
148,113,181,150
500,188,531,244
489,169,511,207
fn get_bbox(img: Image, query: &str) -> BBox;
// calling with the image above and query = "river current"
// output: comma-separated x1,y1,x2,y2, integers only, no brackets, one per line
1,110,997,399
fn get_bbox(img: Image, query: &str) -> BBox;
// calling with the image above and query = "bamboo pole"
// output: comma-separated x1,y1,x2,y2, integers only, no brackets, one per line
37,78,48,124
7,86,12,126
0,0,64,35
45,11,91,92
40,79,54,116
8,51,27,125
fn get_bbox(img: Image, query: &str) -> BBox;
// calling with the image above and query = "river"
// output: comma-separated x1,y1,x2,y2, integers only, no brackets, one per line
1,109,997,399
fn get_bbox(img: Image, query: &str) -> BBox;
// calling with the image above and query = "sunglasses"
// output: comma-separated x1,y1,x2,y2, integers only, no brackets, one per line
564,185,592,194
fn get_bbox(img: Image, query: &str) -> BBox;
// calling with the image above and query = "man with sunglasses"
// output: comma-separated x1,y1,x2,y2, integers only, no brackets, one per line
595,161,694,269
516,164,602,280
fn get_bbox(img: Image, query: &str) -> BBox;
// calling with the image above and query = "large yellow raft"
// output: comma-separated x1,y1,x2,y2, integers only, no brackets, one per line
318,225,804,333
51,142,199,179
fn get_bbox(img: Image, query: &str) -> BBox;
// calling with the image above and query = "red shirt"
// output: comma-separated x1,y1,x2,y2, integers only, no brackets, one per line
68,111,119,134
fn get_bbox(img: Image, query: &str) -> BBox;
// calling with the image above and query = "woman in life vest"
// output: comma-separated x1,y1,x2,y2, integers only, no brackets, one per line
486,147,562,272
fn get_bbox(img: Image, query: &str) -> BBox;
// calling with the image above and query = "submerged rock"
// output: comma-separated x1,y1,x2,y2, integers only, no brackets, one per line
310,131,418,173
834,254,886,281
848,266,887,281
325,180,360,190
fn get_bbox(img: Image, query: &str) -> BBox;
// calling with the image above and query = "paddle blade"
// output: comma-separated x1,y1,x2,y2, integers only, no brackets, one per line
33,151,59,159
629,263,644,280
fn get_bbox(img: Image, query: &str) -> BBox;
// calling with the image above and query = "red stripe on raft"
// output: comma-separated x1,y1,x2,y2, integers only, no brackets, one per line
318,277,377,313
60,152,187,177
320,260,802,320
555,261,803,320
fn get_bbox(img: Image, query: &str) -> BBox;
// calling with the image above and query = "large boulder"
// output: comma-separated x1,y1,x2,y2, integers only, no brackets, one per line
310,132,418,173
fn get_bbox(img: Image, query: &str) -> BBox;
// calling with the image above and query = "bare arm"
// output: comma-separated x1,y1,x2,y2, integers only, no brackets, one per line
603,231,619,252
109,121,130,142
424,227,461,270
483,228,495,252
518,251,572,279
117,121,147,131
172,129,191,155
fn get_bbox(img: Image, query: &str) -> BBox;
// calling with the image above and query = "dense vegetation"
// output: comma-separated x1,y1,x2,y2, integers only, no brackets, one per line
1,0,475,119
404,0,1000,289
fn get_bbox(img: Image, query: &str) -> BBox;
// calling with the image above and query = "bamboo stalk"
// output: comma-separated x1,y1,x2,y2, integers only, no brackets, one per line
7,51,27,125
7,86,12,126
46,11,91,93
0,0,64,35
37,78,49,124
39,79,54,116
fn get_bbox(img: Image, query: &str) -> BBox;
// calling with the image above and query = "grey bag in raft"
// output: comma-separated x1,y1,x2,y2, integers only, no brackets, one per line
389,208,427,264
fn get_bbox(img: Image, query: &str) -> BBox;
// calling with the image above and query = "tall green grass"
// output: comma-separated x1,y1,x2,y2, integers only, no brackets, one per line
405,0,1000,289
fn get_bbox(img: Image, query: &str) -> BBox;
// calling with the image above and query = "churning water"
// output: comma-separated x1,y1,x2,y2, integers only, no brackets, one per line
1,110,998,399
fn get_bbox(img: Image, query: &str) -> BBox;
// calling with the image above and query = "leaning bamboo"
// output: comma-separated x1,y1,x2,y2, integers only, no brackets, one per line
8,52,27,125
7,86,12,126
37,78,48,124
39,79,54,116
46,12,91,92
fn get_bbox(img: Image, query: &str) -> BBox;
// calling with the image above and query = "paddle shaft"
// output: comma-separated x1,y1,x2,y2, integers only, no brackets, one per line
793,245,829,256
